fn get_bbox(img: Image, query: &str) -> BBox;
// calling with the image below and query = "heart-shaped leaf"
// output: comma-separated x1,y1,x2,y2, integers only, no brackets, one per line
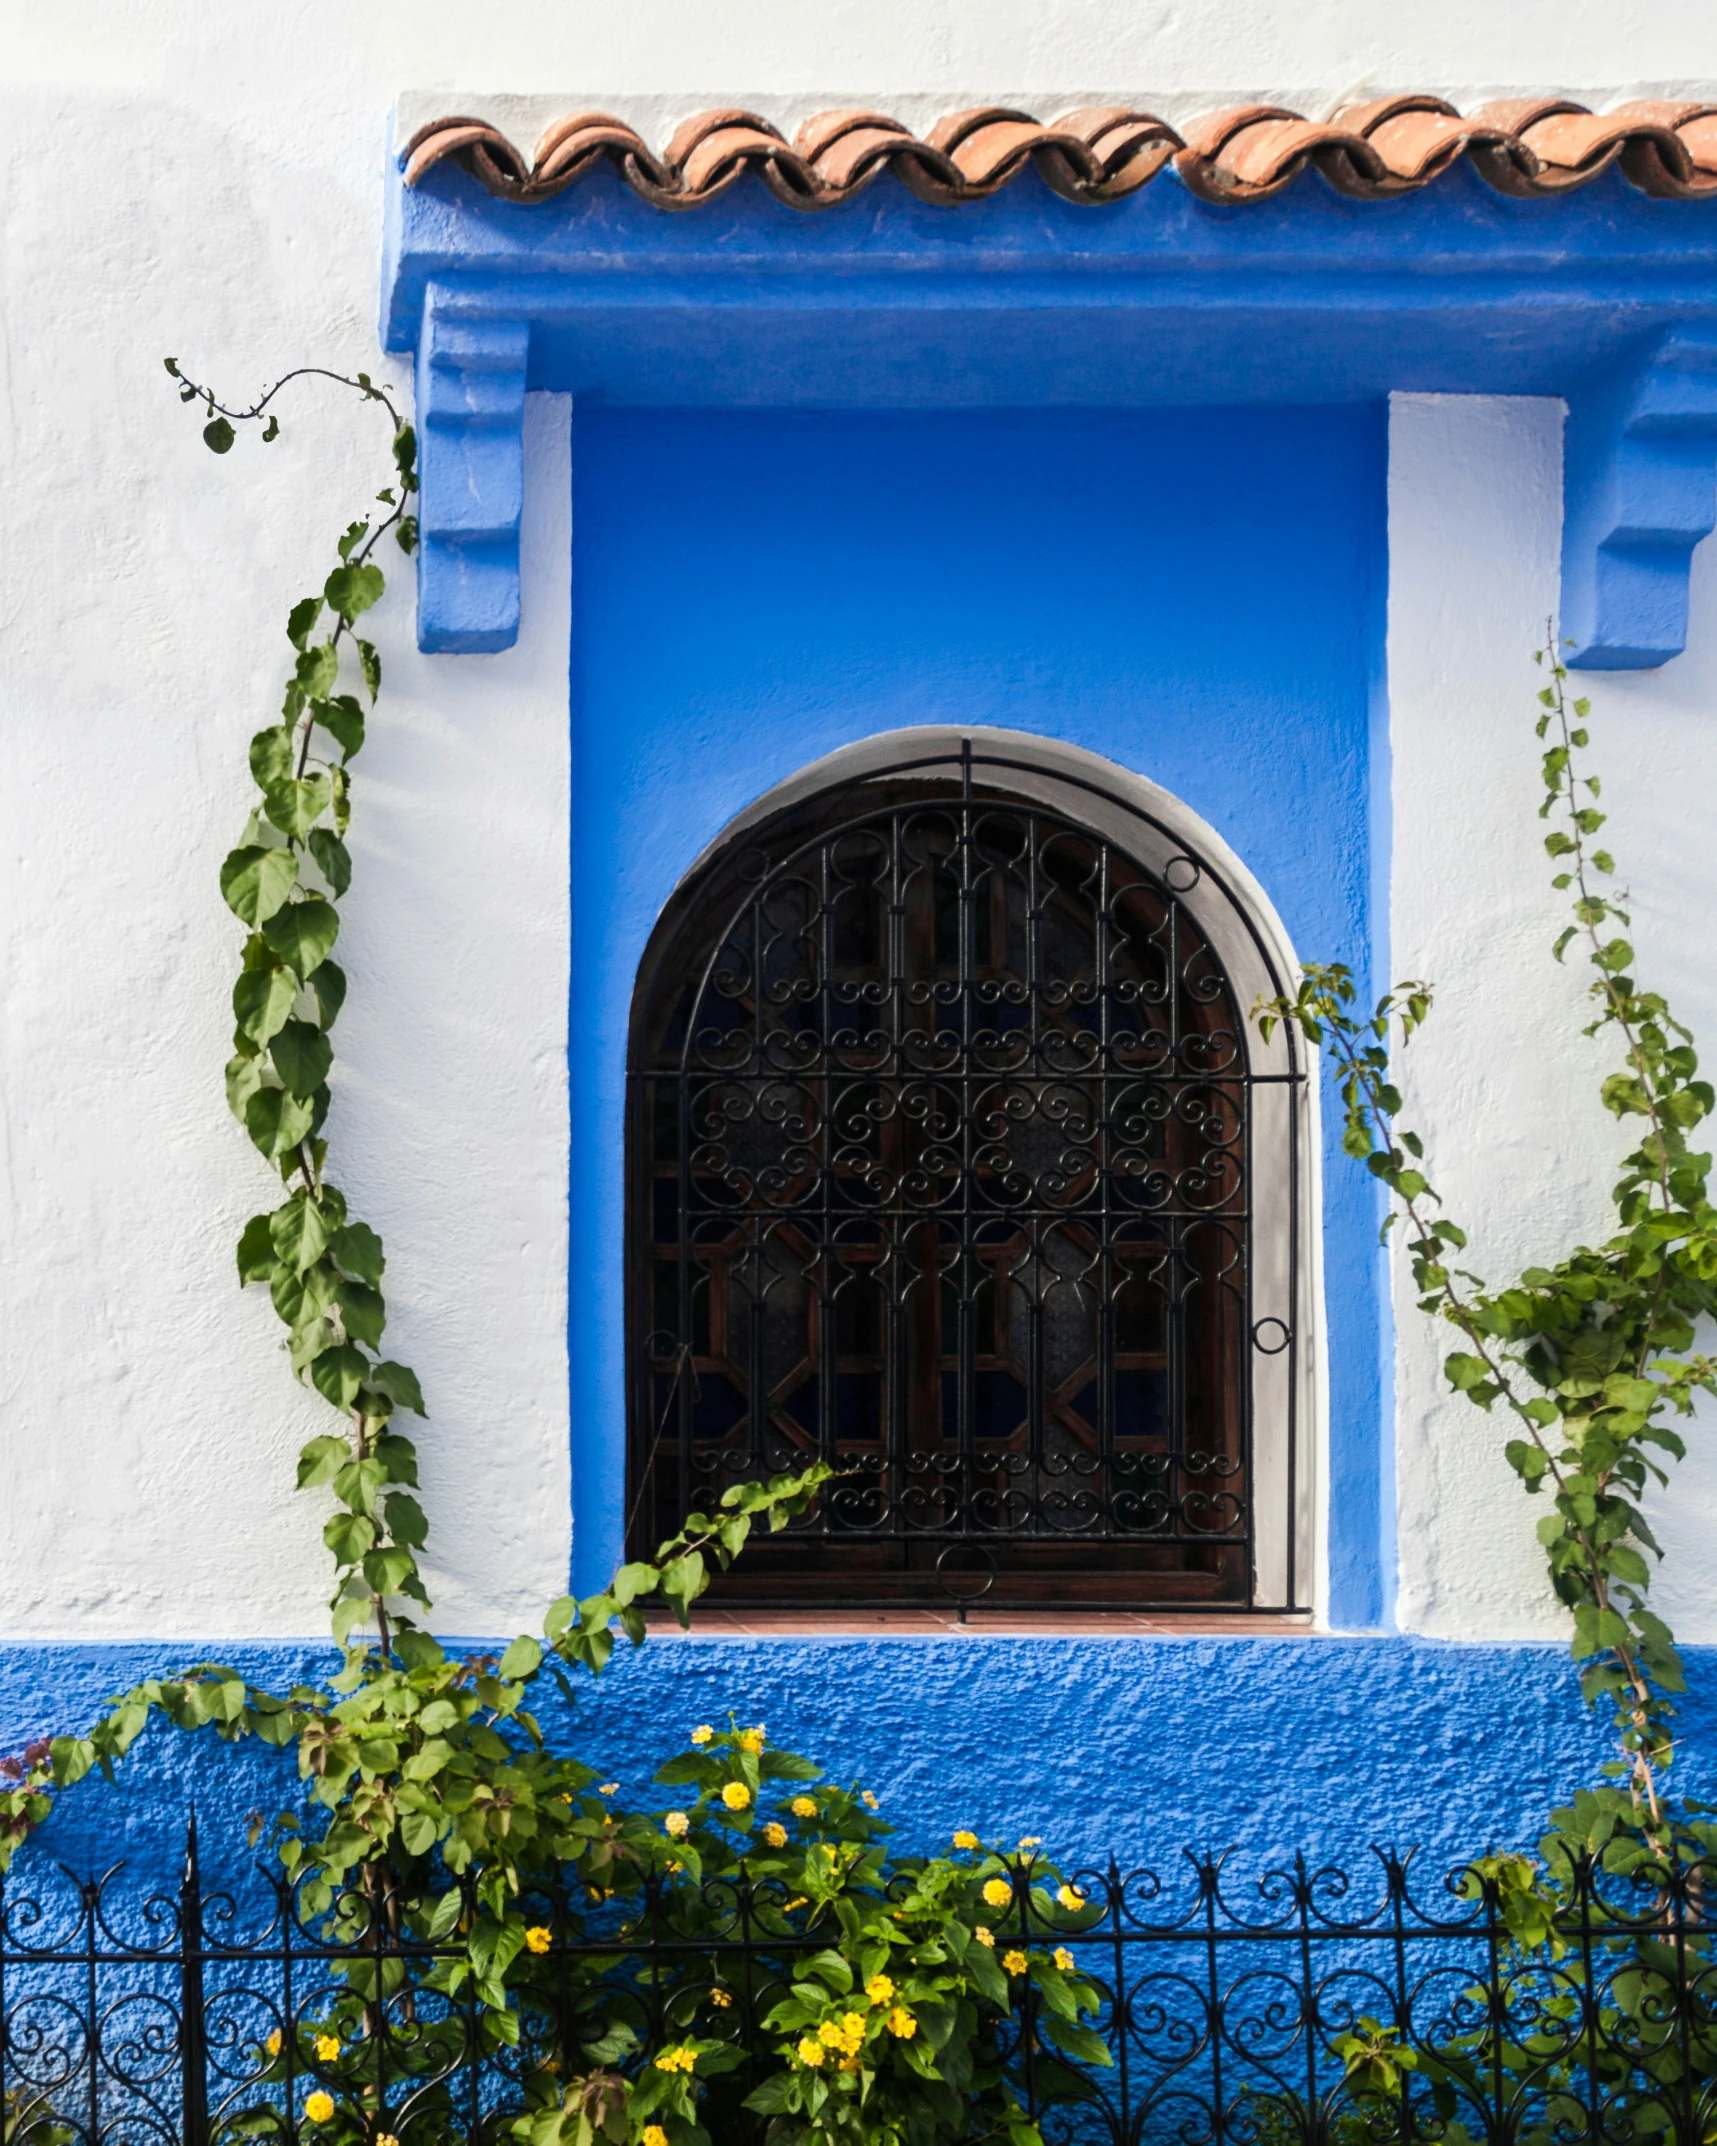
221,845,298,927
233,964,297,1047
270,1193,331,1275
244,1084,314,1161
262,897,339,978
271,1018,333,1099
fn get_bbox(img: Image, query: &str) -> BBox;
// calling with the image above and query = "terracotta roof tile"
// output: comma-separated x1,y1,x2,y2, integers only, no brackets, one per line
402,98,1717,209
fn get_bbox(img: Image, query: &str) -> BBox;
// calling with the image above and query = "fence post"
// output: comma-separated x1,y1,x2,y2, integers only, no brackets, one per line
179,1814,209,2146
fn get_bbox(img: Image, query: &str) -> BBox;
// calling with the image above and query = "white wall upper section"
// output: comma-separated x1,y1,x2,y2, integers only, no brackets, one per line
1,1,1716,1639
1388,396,1717,1643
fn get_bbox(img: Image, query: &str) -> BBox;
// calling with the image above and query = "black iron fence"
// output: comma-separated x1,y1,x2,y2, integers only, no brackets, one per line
3,1821,1716,2145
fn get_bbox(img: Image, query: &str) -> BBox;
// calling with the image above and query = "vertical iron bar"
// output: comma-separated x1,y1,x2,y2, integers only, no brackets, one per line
179,1817,210,2146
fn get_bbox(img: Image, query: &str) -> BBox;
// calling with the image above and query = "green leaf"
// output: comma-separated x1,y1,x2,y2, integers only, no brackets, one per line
236,1214,278,1285
233,964,297,1047
384,1492,429,1548
286,596,324,649
296,644,340,698
1445,1353,1493,1392
297,1435,350,1488
315,696,365,760
325,1511,376,1566
308,960,347,1029
261,896,339,978
249,727,295,790
221,845,298,927
337,1280,386,1348
363,1545,419,1597
263,773,332,843
244,1085,315,1161
270,1018,334,1099
203,415,235,453
368,1360,425,1416
499,1635,543,1681
325,563,385,621
226,1050,265,1119
329,1221,384,1285
310,1344,368,1410
308,828,352,898
272,1259,337,1330
357,640,381,700
269,1193,331,1275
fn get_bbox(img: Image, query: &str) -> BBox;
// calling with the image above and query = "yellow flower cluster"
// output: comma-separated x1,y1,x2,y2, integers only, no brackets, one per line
265,2030,282,2058
1002,1951,1029,1977
790,1796,817,1819
974,1926,995,1948
304,2093,335,2125
709,1987,733,2009
690,1725,714,1745
887,2008,917,2040
1017,1836,1041,1850
654,2045,697,2074
642,2129,669,2146
599,1782,619,1796
664,1811,690,1838
1056,1884,1085,1911
816,2012,868,2063
865,1974,895,2005
763,1821,788,1847
737,1725,766,1754
952,1830,978,1850
314,2035,341,2062
721,1781,752,1811
1053,1947,1075,1971
981,1878,1013,1909
524,1926,552,1954
861,1791,879,1809
797,2037,826,2068
376,2134,401,2146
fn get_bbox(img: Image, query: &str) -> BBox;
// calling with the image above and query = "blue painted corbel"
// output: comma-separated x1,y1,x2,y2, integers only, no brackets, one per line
414,289,529,652
1563,324,1717,670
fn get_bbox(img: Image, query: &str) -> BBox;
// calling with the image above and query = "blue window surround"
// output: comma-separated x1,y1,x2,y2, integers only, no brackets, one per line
383,156,1717,669
380,150,1717,1634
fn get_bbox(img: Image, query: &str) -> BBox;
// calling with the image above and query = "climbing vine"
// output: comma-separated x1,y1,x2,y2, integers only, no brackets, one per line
1259,642,1717,1866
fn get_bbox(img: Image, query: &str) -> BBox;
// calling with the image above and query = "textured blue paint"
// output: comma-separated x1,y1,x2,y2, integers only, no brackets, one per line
1562,324,1717,669
382,155,1717,660
7,1638,1717,1898
568,402,1388,1625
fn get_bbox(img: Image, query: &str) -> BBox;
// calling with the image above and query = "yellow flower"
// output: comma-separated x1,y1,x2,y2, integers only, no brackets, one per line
709,1988,732,2009
791,1796,817,1819
763,1821,788,1848
840,2053,861,2074
721,1781,752,1811
865,1974,895,2006
599,1782,619,1795
690,1725,714,1745
314,2035,341,2062
887,2008,917,2040
817,2020,844,2048
1053,1948,1075,1971
839,2013,866,2051
952,1830,979,1850
861,1791,879,1809
376,2135,401,2146
304,2094,335,2126
974,1926,995,1948
265,2030,282,2058
654,2045,697,2074
1017,1836,1041,1850
982,1878,1012,1909
737,1726,765,1754
524,1926,552,1954
666,1860,683,1874
642,2130,669,2146
797,2038,826,2068
1056,1884,1085,1911
665,1810,690,1837
1003,1950,1029,1976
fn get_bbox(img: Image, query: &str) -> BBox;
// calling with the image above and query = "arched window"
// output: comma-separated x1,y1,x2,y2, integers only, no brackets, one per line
627,733,1311,1613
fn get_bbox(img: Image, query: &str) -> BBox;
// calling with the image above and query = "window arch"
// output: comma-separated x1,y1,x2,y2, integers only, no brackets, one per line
627,732,1313,1613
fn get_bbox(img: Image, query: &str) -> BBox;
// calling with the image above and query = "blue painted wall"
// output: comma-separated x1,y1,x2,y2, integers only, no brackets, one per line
6,1637,1715,1905
569,401,1391,1623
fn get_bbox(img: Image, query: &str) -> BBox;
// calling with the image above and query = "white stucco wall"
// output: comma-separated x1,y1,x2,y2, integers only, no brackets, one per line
2,0,1717,1640
1388,396,1717,1642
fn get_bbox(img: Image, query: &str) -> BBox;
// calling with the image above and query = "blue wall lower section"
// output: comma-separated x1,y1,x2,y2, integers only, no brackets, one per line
569,401,1391,1624
6,1638,1711,1897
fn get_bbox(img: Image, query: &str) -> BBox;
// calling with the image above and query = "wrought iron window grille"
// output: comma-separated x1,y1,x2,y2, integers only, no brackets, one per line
7,1819,1717,2146
626,734,1312,1612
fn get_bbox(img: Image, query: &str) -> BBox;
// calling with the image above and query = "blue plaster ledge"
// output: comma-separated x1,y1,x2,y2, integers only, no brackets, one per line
5,1637,1710,1895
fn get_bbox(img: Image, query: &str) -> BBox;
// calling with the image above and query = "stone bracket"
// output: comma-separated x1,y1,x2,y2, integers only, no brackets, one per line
415,292,529,653
1563,324,1717,670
